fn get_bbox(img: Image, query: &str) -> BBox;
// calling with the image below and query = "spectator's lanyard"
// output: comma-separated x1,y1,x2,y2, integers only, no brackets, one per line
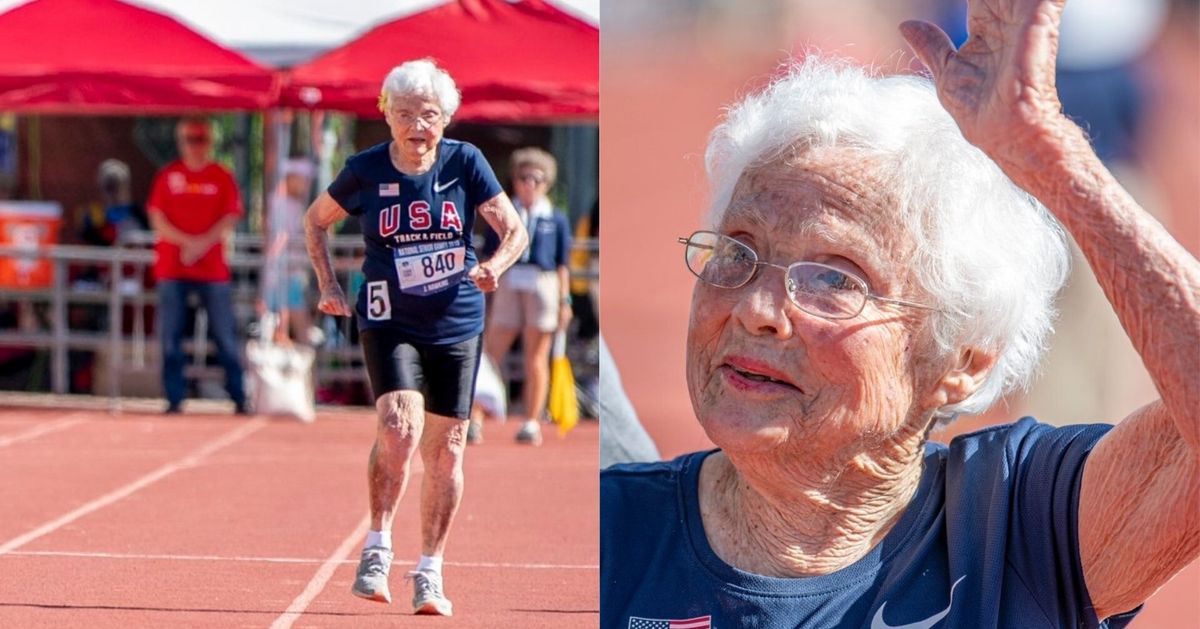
516,204,538,264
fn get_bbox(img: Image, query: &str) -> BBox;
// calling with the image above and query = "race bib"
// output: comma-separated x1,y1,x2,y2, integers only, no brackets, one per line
393,240,466,296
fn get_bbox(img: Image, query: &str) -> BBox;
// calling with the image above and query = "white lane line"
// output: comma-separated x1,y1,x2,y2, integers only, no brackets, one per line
0,419,266,557
4,549,599,570
0,415,87,449
269,514,371,629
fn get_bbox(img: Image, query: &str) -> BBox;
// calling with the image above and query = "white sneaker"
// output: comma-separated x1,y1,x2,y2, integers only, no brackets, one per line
408,569,453,616
351,546,393,603
514,420,542,446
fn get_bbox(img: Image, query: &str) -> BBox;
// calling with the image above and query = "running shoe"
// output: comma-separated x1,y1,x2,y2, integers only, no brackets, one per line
514,420,542,446
408,569,453,616
351,546,393,603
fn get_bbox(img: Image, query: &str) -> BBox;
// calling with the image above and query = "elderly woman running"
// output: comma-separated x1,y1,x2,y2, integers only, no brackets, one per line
305,59,527,616
600,1,1199,627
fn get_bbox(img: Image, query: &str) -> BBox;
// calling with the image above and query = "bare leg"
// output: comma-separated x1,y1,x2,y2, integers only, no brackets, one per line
418,413,468,557
369,390,425,532
522,327,554,422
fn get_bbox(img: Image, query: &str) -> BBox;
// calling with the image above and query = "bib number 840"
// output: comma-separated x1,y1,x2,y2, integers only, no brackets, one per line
421,251,457,278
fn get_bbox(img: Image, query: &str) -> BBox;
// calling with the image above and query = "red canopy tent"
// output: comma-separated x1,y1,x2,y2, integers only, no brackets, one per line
281,0,597,122
0,0,277,113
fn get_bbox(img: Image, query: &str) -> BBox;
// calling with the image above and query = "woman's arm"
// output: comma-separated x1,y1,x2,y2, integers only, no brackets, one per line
903,0,1199,618
304,191,353,316
472,191,528,292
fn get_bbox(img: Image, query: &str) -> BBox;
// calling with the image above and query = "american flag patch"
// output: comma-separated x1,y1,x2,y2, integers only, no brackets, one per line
628,616,711,629
379,183,399,197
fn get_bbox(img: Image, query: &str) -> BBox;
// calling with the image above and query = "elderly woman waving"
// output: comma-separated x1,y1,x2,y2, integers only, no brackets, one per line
305,59,526,616
600,1,1198,628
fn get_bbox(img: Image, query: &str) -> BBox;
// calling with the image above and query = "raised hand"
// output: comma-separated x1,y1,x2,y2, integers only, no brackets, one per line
900,0,1070,170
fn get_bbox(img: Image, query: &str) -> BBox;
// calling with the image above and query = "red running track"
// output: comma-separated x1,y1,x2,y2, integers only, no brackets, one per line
0,399,598,628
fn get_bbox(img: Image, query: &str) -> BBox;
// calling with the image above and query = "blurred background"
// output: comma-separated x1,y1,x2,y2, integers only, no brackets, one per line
600,0,1198,626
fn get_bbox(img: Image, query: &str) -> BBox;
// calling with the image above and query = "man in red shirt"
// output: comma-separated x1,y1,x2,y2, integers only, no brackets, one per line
148,117,247,414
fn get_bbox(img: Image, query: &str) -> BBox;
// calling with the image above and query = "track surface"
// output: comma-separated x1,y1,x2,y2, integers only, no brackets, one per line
0,397,598,628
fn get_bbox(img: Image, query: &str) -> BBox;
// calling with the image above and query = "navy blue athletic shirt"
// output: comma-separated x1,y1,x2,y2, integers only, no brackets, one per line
601,418,1141,629
328,139,502,343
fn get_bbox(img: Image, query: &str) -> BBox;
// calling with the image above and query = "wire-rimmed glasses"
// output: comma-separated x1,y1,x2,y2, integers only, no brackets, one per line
677,230,939,320
387,107,443,129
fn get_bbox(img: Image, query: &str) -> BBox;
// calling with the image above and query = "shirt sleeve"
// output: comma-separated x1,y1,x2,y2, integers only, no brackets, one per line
555,212,573,268
465,144,503,208
327,160,364,216
1004,420,1140,628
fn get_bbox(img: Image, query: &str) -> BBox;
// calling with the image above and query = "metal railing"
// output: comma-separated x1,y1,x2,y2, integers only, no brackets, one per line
0,230,599,406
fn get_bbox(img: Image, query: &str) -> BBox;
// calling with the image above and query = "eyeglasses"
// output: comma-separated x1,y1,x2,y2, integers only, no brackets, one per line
516,173,547,185
677,230,939,320
389,108,443,128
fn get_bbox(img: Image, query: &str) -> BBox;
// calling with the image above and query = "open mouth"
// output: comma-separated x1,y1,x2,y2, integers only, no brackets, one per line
731,367,792,386
721,361,803,394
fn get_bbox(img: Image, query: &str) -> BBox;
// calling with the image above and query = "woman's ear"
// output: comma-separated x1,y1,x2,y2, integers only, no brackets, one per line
933,347,998,408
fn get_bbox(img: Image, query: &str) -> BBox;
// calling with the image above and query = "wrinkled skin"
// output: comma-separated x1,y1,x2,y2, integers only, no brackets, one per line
687,152,986,577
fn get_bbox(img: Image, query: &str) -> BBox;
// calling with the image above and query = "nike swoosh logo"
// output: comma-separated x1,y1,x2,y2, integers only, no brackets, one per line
434,178,458,193
870,576,965,629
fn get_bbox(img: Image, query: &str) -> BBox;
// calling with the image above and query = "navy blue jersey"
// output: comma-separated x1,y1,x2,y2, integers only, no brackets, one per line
483,208,572,271
329,139,502,343
601,418,1141,629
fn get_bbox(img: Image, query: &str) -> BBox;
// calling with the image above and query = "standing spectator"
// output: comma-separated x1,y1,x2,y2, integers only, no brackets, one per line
262,158,315,344
70,159,149,392
482,147,573,446
148,117,247,415
76,159,148,284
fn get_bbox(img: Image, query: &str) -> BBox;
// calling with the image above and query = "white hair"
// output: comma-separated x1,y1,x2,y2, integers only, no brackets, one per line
704,57,1071,422
379,59,461,119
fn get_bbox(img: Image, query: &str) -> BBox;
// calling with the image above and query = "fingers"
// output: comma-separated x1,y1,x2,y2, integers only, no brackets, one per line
899,20,956,78
318,297,351,317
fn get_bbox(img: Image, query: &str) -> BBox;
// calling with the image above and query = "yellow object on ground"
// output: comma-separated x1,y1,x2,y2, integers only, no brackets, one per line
548,330,579,436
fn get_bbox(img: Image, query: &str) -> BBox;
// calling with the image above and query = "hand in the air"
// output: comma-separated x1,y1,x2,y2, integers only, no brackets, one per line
900,0,1068,167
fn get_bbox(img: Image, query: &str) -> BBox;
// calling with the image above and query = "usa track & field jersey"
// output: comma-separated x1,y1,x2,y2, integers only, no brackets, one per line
328,139,502,343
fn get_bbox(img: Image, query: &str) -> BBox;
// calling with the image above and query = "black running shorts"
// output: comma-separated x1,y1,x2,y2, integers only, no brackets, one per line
359,329,483,420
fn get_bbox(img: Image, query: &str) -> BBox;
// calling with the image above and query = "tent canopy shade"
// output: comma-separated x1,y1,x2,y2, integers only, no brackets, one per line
0,0,277,113
281,0,598,122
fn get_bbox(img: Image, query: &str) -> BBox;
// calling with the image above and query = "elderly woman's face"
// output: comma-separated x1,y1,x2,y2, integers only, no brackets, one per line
385,94,446,161
686,149,940,457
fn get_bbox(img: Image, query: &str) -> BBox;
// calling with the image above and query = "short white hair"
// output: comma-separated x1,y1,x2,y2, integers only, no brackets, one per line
704,57,1071,422
379,59,461,119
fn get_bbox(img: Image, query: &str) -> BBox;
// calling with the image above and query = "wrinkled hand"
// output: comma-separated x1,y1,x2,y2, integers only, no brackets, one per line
317,284,352,317
469,263,499,292
900,0,1068,167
